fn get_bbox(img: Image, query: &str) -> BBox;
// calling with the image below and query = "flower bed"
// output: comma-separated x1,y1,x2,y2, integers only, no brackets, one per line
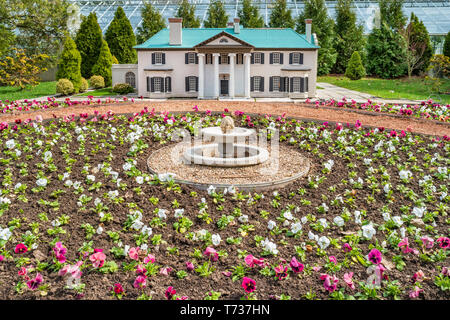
0,108,448,300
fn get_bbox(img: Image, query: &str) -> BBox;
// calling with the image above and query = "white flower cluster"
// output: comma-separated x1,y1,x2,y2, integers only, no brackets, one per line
261,238,278,255
0,226,12,241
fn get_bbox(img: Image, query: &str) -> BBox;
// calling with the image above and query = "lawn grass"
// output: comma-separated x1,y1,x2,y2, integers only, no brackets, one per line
75,87,118,97
0,81,56,102
318,75,450,104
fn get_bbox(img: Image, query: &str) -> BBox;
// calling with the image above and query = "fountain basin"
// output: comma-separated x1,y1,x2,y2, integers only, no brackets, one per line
183,143,269,167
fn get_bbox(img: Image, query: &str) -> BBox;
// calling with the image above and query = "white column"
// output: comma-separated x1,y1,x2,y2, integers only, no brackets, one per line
213,53,220,98
228,53,236,98
244,53,251,98
197,53,205,99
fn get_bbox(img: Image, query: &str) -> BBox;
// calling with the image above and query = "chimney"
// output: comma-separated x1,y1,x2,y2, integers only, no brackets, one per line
169,18,182,46
233,18,240,34
305,19,312,44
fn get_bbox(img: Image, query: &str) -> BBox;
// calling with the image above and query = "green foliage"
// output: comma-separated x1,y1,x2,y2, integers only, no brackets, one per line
112,83,134,95
204,1,229,28
444,32,450,58
0,48,49,89
91,39,113,87
56,78,75,96
75,13,103,79
176,0,200,28
105,7,137,64
296,0,337,75
269,0,294,29
378,0,407,31
136,2,166,45
405,12,432,75
56,35,82,93
345,51,366,80
238,0,265,28
332,0,366,74
89,75,105,89
79,78,88,93
366,23,407,79
112,56,119,64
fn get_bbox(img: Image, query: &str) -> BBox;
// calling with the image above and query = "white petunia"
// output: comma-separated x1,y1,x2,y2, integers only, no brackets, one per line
354,211,362,224
333,216,345,227
267,220,277,230
158,209,167,219
86,175,95,182
261,238,278,255
362,224,376,240
412,207,426,218
136,176,144,184
141,225,153,236
174,209,185,218
399,170,412,180
212,234,221,246
291,222,302,234
392,216,403,226
318,236,330,250
5,139,15,149
238,215,248,223
36,178,48,187
123,163,132,171
283,211,293,221
96,226,103,234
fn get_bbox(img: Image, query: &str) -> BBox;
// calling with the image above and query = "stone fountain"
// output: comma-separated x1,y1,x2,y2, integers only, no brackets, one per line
183,116,269,167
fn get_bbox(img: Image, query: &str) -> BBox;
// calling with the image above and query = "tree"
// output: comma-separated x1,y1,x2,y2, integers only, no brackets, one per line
75,13,103,79
366,23,407,79
91,39,113,87
401,12,432,76
105,7,137,64
345,51,366,80
176,0,200,28
0,0,70,66
332,0,365,74
296,0,337,75
378,0,406,31
136,2,166,45
269,0,294,29
0,48,49,89
238,0,265,28
204,0,229,28
443,32,450,58
56,35,82,92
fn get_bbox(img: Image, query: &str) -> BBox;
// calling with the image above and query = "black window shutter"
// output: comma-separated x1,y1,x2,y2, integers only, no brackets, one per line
260,53,264,64
260,77,264,92
280,77,285,92
300,53,304,64
165,77,171,92
195,53,199,64
185,53,188,64
150,77,155,93
290,78,294,92
146,77,150,91
195,77,199,92
280,53,284,64
185,77,189,92
300,77,305,92
219,55,222,64
152,53,155,65
251,53,254,64
305,77,309,92
250,77,254,92
289,53,293,64
162,53,166,64
269,77,273,92
269,53,273,64
161,77,165,92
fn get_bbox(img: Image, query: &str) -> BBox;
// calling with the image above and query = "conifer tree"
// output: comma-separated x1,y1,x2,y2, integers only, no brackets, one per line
378,0,406,31
56,34,82,92
444,32,450,58
204,0,229,28
296,0,337,75
91,39,113,87
136,2,166,44
75,13,103,79
332,0,365,74
345,51,366,80
269,0,294,29
176,0,200,28
404,12,432,75
238,0,265,28
105,7,137,64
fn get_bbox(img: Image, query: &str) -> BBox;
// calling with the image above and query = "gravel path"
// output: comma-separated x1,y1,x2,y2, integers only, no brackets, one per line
2,100,449,136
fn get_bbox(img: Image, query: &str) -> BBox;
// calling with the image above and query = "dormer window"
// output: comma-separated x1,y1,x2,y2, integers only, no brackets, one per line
290,52,304,65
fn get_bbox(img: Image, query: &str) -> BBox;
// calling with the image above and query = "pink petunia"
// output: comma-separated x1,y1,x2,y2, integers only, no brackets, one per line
368,248,382,265
165,286,176,300
241,277,256,293
244,254,264,268
289,256,304,274
133,275,147,289
398,238,419,255
409,286,423,299
14,243,28,254
412,270,425,282
421,236,434,249
203,247,219,262
26,273,43,290
343,272,356,290
320,274,339,293
89,252,106,268
160,267,172,276
274,264,288,280
437,237,450,249
143,254,155,264
128,247,140,261
186,261,194,271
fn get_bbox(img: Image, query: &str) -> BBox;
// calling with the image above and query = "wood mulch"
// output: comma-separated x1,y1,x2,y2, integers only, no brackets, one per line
1,100,449,137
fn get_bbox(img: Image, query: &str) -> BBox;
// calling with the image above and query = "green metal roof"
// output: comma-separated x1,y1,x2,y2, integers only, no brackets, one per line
134,27,319,49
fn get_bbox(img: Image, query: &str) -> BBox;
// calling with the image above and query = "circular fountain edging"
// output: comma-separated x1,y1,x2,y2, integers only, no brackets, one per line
147,143,311,192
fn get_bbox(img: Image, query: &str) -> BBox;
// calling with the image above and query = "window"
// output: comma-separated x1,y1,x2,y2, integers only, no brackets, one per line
272,53,280,64
292,77,301,92
155,52,163,64
273,76,280,92
206,54,212,64
254,52,263,64
220,53,229,64
188,52,196,64
291,52,303,65
125,72,136,88
236,53,243,64
154,77,162,92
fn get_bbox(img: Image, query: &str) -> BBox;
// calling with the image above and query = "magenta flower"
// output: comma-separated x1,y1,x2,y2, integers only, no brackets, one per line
133,275,147,289
113,283,124,295
241,277,256,293
176,296,188,300
160,267,172,276
398,237,419,254
289,257,304,274
437,237,450,249
0,255,4,262
58,261,83,279
409,286,423,299
186,261,194,271
412,270,425,282
53,242,67,263
14,243,28,254
244,254,264,268
128,247,140,261
329,256,337,265
165,286,176,300
203,247,219,262
144,254,155,264
343,272,355,290
89,251,106,268
368,248,382,265
421,236,434,249
26,273,43,290
342,243,352,252
320,274,339,293
274,264,288,280
136,264,146,275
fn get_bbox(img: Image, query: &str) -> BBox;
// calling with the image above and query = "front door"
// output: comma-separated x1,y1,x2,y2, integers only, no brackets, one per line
220,79,229,96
